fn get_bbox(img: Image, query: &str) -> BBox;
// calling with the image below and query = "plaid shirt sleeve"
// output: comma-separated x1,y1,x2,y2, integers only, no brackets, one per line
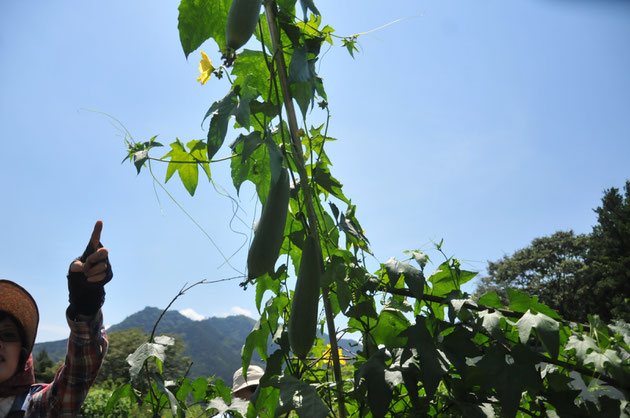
26,309,108,417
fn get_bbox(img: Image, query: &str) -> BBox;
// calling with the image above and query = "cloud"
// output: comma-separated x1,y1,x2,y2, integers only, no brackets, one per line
179,308,207,321
230,306,253,317
36,323,70,343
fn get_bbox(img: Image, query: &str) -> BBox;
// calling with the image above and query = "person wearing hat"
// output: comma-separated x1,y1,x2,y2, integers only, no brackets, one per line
0,221,112,417
209,365,264,417
231,365,264,401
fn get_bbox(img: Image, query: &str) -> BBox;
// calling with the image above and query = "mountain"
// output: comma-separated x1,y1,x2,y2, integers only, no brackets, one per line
33,307,359,383
33,307,259,383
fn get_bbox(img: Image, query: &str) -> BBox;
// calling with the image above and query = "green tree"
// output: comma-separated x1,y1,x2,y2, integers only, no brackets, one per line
96,327,191,387
475,181,630,323
33,349,58,382
475,230,589,320
582,181,630,322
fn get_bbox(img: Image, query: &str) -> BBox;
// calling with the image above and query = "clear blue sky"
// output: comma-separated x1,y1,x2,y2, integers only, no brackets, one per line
1,1,629,342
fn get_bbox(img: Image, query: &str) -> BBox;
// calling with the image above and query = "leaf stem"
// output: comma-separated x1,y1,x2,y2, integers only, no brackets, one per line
147,154,238,164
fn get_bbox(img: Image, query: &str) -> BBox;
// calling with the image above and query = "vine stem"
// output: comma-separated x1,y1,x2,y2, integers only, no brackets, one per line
263,2,347,416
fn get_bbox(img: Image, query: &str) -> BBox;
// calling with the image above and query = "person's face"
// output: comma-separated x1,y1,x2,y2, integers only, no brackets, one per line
0,318,22,384
233,385,256,401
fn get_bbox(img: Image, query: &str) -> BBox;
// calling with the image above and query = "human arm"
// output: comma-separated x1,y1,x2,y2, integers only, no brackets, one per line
25,221,112,416
26,310,108,416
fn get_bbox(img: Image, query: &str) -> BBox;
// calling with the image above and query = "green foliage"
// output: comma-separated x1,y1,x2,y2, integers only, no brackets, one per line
116,1,630,416
96,327,190,388
81,386,137,417
476,181,630,323
178,0,231,57
33,349,60,382
585,181,630,322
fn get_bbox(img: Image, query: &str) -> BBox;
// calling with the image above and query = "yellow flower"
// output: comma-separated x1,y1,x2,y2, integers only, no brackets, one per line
321,344,346,366
197,51,215,85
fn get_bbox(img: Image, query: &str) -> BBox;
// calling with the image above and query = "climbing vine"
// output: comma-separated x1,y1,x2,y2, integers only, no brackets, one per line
111,1,630,416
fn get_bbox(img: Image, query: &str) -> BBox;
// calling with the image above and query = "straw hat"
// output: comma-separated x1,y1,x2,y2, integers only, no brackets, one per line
231,365,264,394
0,280,39,354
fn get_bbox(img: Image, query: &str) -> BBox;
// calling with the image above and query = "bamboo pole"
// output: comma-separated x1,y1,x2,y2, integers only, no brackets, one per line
263,2,347,416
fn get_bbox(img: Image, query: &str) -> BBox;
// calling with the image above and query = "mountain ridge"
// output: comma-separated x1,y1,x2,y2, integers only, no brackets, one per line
33,307,259,382
33,306,358,383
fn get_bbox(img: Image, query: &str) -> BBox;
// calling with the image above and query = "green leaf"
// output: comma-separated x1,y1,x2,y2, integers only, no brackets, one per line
428,262,477,297
277,0,297,13
291,82,315,119
441,326,481,372
428,263,457,297
271,374,330,418
312,161,349,204
400,316,446,398
233,50,280,104
202,89,239,160
249,100,279,120
178,0,231,58
299,0,320,20
314,201,339,248
105,383,134,414
207,397,250,417
163,140,199,196
288,45,313,84
507,288,561,319
476,346,526,418
214,378,232,404
347,299,378,320
336,278,351,314
191,377,209,402
479,310,506,340
230,132,270,201
255,272,281,311
234,75,259,130
189,139,211,180
266,138,284,187
611,320,630,347
242,318,269,374
321,254,344,287
342,37,359,57
584,349,623,374
371,307,410,350
478,292,505,309
340,208,370,253
383,258,425,300
354,349,401,418
133,150,148,174
566,335,599,363
448,298,476,322
126,336,174,381
303,124,335,160
231,130,263,161
516,310,560,359
155,377,179,417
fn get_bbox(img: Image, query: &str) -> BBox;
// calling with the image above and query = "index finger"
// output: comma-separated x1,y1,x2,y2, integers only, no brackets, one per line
89,220,103,248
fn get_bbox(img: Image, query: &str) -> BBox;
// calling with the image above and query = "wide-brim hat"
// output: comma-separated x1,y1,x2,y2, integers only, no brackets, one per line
231,365,264,394
0,280,39,354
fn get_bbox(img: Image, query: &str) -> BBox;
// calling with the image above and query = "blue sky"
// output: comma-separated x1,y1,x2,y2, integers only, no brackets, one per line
1,1,629,342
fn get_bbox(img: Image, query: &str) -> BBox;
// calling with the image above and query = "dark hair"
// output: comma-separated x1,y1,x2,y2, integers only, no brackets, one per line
0,310,29,370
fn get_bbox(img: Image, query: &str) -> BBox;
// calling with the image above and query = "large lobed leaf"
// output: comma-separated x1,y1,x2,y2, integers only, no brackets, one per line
178,0,231,58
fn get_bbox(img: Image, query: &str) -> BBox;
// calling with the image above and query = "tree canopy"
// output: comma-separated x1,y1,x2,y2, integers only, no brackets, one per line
95,327,190,387
476,181,630,323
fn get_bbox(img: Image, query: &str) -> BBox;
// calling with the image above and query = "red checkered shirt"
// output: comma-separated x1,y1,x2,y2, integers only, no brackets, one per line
24,309,108,417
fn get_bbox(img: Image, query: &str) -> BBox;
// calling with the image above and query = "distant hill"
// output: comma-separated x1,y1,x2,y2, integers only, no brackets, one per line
33,307,359,383
34,307,259,382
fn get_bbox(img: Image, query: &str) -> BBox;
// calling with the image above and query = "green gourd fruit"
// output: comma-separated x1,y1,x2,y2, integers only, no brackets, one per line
226,0,263,50
247,169,290,279
288,235,321,358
